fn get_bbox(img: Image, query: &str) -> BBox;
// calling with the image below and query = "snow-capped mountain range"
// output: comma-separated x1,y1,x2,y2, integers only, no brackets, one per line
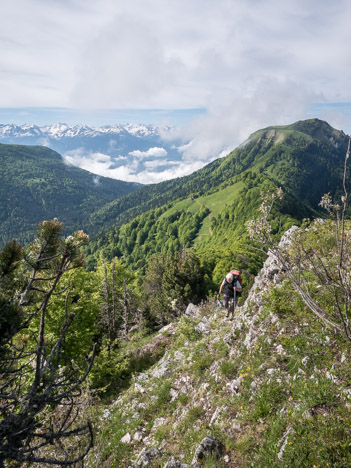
0,122,164,139
0,123,189,184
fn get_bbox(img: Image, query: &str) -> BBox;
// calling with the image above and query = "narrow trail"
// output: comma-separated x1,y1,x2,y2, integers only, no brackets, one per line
193,198,213,237
208,213,212,236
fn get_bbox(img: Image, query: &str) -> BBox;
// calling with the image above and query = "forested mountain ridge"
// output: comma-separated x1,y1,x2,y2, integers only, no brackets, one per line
0,143,141,247
85,118,349,236
86,119,350,280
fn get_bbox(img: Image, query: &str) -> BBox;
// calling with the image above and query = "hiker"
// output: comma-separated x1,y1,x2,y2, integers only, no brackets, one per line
217,270,242,319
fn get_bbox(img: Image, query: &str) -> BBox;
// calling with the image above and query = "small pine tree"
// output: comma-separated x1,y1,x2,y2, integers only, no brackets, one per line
97,255,139,348
143,249,208,325
0,219,94,467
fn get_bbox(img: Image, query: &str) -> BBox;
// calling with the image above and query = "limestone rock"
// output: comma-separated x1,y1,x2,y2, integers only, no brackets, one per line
152,367,171,378
195,321,211,335
159,323,176,335
223,332,234,347
173,350,185,361
135,373,149,382
152,359,171,378
192,435,224,464
241,225,298,316
121,432,132,444
134,383,146,393
133,431,143,442
170,388,179,401
184,303,200,316
163,457,190,467
152,417,166,431
135,447,161,467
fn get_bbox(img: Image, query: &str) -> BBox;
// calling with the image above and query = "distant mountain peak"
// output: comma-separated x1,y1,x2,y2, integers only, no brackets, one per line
0,122,169,140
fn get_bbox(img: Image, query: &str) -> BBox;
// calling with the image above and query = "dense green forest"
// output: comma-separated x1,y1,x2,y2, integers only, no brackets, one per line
85,120,350,291
0,143,141,247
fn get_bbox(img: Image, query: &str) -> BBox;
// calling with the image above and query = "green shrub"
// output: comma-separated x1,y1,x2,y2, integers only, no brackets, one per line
219,360,238,379
250,381,286,420
155,380,173,406
89,338,167,398
177,316,201,342
178,394,191,406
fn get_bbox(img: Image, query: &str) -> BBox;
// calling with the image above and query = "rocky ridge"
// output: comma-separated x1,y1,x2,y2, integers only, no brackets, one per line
87,226,351,467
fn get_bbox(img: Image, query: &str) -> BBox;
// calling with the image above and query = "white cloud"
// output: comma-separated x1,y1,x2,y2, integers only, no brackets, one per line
63,148,114,175
143,159,169,169
62,146,203,184
93,175,100,186
115,155,128,161
128,147,168,158
1,0,351,110
166,77,320,163
112,160,205,184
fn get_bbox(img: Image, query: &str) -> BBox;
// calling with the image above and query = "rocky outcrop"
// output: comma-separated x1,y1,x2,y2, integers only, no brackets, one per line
131,447,161,467
242,226,298,314
192,435,224,464
228,226,298,350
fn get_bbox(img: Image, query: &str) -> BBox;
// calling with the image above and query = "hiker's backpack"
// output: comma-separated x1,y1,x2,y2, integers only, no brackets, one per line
230,269,242,297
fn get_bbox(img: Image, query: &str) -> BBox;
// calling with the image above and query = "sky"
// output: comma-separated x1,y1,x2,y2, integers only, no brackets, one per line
1,0,351,182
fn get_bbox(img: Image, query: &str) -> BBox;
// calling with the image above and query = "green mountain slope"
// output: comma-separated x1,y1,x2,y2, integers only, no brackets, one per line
86,119,350,278
86,119,349,236
0,144,141,246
